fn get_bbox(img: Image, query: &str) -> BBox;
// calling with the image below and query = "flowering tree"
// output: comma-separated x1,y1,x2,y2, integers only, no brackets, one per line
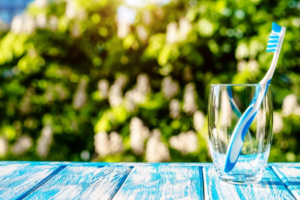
0,0,299,162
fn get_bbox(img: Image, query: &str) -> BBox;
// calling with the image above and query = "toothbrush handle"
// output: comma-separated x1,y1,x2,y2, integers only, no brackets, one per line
227,87,242,118
224,84,270,172
224,102,258,172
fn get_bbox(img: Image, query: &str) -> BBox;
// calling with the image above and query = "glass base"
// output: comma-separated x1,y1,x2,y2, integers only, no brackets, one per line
218,174,263,184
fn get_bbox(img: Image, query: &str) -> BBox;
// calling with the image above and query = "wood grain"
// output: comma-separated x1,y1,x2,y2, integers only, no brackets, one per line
0,164,62,200
24,166,132,200
113,165,203,200
203,167,295,200
0,161,215,167
0,161,296,167
272,166,300,199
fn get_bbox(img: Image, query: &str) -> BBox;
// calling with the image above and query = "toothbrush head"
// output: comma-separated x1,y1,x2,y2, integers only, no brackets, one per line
266,22,285,53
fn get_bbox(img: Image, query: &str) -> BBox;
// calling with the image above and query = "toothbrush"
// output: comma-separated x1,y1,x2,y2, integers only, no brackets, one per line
227,87,244,118
227,87,253,151
224,22,286,173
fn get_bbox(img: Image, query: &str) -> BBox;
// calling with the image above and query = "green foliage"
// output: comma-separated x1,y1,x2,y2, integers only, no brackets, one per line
0,0,299,162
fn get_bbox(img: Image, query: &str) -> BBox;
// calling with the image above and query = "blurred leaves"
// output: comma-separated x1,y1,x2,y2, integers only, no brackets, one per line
0,0,299,162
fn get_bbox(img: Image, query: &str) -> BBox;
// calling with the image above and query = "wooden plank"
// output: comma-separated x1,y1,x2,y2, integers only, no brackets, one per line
0,161,299,168
0,164,62,200
203,167,295,200
272,166,300,199
0,161,214,167
24,166,132,200
113,165,203,200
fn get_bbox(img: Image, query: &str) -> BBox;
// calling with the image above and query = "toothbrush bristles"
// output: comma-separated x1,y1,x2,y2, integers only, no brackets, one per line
266,22,282,52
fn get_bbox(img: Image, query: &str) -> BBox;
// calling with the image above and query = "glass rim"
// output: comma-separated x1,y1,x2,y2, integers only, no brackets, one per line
210,83,271,86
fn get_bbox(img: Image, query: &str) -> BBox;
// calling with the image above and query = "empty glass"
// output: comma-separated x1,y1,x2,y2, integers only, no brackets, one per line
208,84,273,184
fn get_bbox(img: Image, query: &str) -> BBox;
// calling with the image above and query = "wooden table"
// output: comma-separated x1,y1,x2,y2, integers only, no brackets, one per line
0,162,299,199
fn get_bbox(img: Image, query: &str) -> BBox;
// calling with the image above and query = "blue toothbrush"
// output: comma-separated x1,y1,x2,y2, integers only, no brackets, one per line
227,87,254,150
224,22,286,172
227,87,244,118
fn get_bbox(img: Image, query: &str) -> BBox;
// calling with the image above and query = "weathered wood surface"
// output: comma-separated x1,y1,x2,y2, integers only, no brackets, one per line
24,166,132,200
203,167,295,200
0,162,298,199
0,161,213,167
113,165,203,200
0,164,61,199
0,161,298,167
272,166,300,199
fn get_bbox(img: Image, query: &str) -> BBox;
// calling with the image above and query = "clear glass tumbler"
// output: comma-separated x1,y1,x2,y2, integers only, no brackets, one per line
208,84,273,184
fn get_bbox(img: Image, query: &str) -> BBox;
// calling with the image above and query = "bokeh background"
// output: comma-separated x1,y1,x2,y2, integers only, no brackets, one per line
0,0,299,162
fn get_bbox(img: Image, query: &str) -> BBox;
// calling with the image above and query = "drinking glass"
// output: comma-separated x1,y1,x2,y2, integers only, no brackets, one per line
208,84,273,184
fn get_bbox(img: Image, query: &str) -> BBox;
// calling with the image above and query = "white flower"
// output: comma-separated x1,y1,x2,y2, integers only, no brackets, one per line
235,43,249,60
37,125,53,158
169,131,198,154
117,22,130,39
65,0,86,20
12,135,33,155
161,76,179,100
136,74,150,94
125,74,151,111
94,131,124,157
98,79,109,99
49,16,58,31
65,0,76,19
294,106,300,116
282,94,298,116
73,78,87,109
36,14,47,28
116,6,135,39
237,60,247,72
23,15,36,34
248,59,259,73
130,117,150,154
125,90,143,107
177,18,191,41
183,83,197,114
0,137,8,156
115,74,128,88
136,26,148,42
11,15,23,34
169,99,180,119
109,84,123,107
94,131,110,157
193,110,205,131
20,87,34,114
34,0,48,8
109,132,124,154
166,22,177,44
237,59,259,73
146,129,170,162
273,112,284,134
142,10,152,25
11,15,36,34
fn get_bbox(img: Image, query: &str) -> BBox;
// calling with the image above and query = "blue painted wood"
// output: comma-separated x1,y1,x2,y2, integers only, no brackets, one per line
24,166,132,200
113,165,203,200
0,161,214,167
1,162,299,200
0,161,298,167
272,166,300,199
203,167,294,200
0,164,61,200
